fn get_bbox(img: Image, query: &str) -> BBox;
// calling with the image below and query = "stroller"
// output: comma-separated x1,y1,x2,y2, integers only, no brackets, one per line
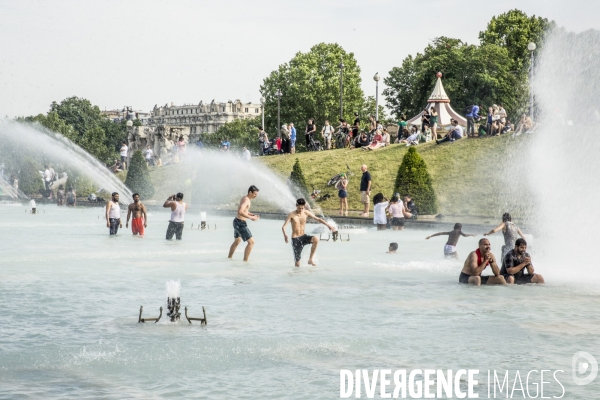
307,134,322,152
262,140,279,156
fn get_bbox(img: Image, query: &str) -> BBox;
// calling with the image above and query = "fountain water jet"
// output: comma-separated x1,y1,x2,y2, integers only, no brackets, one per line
0,120,133,204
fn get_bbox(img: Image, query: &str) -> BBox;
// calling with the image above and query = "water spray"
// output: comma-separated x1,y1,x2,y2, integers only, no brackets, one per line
138,281,207,325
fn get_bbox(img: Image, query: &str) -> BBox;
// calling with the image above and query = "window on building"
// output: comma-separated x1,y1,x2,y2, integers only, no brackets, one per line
255,108,259,113
245,108,248,113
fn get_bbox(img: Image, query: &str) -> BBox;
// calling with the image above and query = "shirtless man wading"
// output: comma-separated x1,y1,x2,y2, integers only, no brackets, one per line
282,198,336,267
228,185,260,261
126,193,148,236
105,192,122,236
459,238,507,286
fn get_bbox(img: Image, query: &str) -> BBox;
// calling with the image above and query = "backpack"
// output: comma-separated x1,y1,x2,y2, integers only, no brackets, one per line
465,105,474,115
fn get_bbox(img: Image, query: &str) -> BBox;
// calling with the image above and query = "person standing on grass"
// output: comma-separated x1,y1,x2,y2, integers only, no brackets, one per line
228,185,260,262
429,107,439,139
289,123,297,154
305,119,316,149
359,164,372,217
321,120,334,150
120,142,128,170
426,223,476,259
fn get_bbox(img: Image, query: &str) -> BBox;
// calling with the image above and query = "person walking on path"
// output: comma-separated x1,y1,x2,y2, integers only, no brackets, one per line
359,164,372,217
228,185,260,261
163,193,188,240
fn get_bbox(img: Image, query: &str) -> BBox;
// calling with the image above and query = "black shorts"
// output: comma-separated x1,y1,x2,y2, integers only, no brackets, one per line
391,217,405,227
233,218,252,242
292,234,314,262
121,156,127,163
504,274,534,284
459,272,489,284
109,218,120,235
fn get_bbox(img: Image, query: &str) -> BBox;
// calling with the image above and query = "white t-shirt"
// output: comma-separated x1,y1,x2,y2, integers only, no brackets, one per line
120,145,128,157
373,201,389,225
323,125,334,136
242,149,251,161
44,169,52,182
145,149,153,159
454,125,463,137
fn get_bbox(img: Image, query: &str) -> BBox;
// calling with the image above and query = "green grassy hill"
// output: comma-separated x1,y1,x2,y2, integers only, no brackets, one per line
260,134,523,217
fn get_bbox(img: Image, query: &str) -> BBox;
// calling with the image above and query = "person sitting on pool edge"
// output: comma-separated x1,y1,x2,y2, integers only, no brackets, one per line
425,223,476,259
501,238,545,284
459,238,507,286
387,242,398,253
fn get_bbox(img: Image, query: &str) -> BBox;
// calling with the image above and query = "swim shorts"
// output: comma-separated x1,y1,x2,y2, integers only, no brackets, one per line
459,272,489,285
109,218,120,235
132,217,145,235
444,244,457,255
166,221,184,240
503,274,534,284
391,217,405,227
233,218,252,242
292,234,314,262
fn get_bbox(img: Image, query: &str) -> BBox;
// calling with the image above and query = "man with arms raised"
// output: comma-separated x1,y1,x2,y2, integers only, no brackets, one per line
459,238,507,285
228,185,260,261
163,192,188,240
501,238,545,284
105,192,122,236
282,198,336,267
126,193,148,236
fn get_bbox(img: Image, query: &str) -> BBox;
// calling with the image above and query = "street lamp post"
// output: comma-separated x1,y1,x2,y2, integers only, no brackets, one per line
275,90,282,138
373,73,380,121
528,42,536,122
339,56,344,120
260,96,265,129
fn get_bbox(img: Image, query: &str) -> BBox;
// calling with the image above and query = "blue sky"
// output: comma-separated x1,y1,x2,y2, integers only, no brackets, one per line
1,0,598,117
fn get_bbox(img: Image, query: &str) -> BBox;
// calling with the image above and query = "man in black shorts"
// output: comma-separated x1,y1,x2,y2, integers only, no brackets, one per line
459,238,507,286
228,185,260,261
501,238,545,284
282,198,336,267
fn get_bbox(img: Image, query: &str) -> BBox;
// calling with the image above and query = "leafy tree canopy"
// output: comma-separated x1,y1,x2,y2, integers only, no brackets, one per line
260,43,364,138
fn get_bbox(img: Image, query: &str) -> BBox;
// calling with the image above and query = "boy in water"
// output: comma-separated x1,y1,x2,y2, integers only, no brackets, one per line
387,243,398,253
425,223,476,258
228,185,260,261
126,193,148,236
282,198,336,267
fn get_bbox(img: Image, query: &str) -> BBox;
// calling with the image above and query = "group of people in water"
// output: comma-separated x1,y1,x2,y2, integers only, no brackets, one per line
103,189,544,284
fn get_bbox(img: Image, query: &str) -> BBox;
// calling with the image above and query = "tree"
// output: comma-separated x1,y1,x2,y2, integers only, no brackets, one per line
206,116,261,150
394,147,438,215
383,37,519,119
260,43,364,140
479,9,553,73
124,151,155,199
289,158,309,198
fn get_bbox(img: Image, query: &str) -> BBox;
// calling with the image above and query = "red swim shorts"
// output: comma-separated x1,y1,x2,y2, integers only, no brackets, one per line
132,217,145,235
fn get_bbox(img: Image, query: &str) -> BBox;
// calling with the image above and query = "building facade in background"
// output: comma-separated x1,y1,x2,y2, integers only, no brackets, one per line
148,99,261,135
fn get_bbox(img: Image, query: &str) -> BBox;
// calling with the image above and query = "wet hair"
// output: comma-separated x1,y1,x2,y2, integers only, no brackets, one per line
373,192,384,205
248,185,259,193
502,213,512,222
515,238,527,247
176,192,184,200
390,196,399,203
389,242,398,251
479,238,490,245
132,193,139,198
454,223,462,230
112,192,119,197
296,198,306,206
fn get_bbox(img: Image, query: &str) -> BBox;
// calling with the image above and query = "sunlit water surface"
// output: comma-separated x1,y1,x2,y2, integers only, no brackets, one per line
0,205,598,399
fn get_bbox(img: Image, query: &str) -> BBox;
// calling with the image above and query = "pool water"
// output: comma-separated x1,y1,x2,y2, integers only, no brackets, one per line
0,204,598,399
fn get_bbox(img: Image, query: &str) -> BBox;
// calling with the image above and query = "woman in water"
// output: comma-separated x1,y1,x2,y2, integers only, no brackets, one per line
484,212,526,259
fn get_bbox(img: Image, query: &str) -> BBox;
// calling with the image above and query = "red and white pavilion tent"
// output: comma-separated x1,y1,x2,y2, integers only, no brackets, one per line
407,72,467,128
